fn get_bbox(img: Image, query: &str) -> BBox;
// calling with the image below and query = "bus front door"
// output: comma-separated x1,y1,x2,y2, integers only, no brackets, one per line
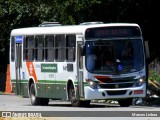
15,43,22,95
77,42,84,99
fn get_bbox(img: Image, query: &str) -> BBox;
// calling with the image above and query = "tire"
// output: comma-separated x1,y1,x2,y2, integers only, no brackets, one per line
82,100,91,107
29,83,49,106
69,84,83,107
132,98,139,106
118,98,132,107
29,83,41,105
41,98,49,106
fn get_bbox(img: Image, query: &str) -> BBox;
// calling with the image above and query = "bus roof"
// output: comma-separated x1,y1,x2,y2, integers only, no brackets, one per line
11,23,140,36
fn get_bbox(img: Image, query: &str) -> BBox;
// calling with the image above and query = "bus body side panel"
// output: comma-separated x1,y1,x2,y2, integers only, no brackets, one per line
41,62,58,99
11,61,29,97
50,62,77,99
10,61,16,93
32,62,45,98
28,62,77,100
20,61,29,97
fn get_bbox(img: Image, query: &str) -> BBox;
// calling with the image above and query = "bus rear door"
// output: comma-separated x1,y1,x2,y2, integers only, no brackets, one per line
15,36,23,95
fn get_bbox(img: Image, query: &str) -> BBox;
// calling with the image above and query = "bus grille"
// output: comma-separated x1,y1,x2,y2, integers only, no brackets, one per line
106,90,127,95
99,83,134,89
95,76,137,89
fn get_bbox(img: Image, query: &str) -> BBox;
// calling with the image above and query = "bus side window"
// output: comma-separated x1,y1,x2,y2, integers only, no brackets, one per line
66,35,76,62
35,36,44,61
45,35,54,61
26,36,35,61
55,35,65,62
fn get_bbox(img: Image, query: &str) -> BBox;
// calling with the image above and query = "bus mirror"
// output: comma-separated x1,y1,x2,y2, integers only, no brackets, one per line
80,45,85,56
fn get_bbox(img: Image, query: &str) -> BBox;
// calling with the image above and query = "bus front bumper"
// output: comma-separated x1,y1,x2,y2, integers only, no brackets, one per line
84,83,146,100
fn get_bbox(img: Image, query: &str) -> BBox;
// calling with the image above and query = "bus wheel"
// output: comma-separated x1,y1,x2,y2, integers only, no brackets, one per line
29,83,41,105
118,98,132,107
41,98,49,106
82,100,91,107
69,85,83,107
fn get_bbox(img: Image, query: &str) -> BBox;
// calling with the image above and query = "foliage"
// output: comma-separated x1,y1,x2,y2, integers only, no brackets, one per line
148,70,160,83
0,0,159,66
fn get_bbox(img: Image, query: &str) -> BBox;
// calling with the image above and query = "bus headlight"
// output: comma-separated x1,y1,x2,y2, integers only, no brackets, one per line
85,79,100,89
134,77,145,87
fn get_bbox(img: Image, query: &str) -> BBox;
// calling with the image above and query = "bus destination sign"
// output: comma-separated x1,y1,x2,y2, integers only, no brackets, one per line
85,26,141,39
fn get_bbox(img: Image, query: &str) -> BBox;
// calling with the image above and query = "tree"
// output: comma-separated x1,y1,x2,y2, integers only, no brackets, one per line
0,0,159,68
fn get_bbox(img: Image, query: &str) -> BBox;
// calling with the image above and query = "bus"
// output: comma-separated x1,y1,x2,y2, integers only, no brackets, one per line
10,22,147,107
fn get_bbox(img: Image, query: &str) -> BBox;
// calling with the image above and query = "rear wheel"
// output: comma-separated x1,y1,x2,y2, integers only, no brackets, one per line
41,98,49,105
30,83,41,105
118,98,132,107
29,83,49,105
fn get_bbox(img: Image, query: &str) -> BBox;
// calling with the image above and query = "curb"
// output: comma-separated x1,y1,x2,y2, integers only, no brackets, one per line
0,92,15,95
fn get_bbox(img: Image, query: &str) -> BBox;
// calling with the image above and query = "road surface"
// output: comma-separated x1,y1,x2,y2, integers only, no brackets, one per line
0,93,160,120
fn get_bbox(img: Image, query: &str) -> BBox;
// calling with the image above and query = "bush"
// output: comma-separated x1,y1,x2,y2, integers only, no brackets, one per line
148,70,160,83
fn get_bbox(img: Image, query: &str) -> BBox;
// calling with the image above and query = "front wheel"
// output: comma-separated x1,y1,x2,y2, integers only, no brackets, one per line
69,84,90,107
118,98,132,107
82,100,91,107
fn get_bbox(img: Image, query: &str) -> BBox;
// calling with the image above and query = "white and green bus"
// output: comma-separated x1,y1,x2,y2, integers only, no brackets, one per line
10,22,147,107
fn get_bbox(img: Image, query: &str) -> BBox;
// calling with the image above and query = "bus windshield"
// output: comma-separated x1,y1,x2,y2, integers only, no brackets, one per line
85,39,144,74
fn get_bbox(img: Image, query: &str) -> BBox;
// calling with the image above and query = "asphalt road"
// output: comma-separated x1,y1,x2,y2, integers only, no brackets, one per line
0,93,160,120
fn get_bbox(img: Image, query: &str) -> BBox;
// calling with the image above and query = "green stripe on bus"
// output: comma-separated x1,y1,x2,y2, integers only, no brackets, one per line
38,80,67,84
11,79,27,83
11,79,87,86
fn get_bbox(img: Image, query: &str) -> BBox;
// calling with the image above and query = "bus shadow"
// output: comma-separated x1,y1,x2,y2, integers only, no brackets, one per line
87,104,119,108
47,103,120,108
